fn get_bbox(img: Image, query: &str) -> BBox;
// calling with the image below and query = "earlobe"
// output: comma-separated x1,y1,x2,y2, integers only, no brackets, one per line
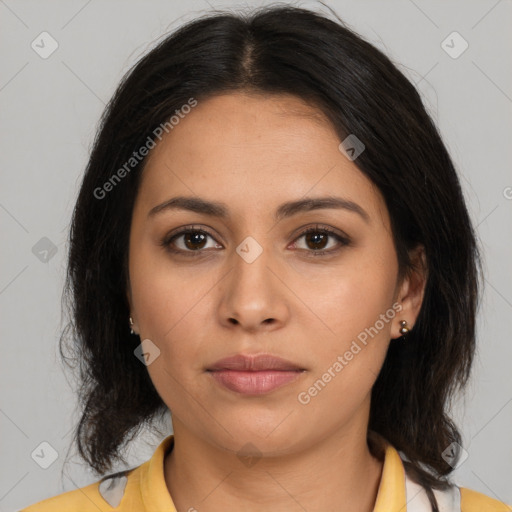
129,316,138,336
399,320,410,335
126,283,139,335
391,318,412,340
393,244,427,339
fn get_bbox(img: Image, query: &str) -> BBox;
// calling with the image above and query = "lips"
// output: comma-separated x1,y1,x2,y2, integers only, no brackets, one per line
208,354,304,372
207,354,305,395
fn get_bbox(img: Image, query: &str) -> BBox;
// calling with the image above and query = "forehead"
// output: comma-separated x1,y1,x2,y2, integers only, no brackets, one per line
136,92,387,225
146,92,337,163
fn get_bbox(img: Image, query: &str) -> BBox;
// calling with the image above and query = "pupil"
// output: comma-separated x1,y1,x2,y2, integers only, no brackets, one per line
185,232,206,250
307,232,327,250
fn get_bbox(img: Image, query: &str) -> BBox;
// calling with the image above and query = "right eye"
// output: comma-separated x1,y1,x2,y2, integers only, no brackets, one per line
160,226,223,256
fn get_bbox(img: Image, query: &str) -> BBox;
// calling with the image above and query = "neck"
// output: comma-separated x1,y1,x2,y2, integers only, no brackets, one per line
164,419,384,512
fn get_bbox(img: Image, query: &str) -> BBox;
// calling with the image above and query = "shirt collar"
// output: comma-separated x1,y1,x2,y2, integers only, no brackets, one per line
372,435,407,512
139,434,177,511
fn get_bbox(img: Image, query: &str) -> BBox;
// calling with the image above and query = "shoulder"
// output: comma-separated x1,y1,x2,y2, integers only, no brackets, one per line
19,481,109,512
20,434,176,512
460,486,512,512
19,468,140,512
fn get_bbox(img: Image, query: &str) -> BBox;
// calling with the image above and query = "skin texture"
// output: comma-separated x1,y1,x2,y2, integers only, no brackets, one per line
127,92,427,512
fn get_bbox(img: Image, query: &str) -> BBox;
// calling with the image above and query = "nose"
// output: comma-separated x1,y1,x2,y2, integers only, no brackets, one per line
217,238,290,333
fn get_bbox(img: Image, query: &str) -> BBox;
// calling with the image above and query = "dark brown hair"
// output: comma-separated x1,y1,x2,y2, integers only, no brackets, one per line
60,5,481,511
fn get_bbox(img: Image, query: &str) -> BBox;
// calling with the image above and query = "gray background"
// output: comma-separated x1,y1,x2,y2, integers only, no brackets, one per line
1,0,511,510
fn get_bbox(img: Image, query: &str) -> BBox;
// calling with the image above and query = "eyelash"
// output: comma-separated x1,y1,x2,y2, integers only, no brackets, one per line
160,224,351,258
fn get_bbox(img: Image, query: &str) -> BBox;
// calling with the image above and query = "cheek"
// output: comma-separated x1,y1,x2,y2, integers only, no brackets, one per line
129,257,210,413
298,239,399,402
300,241,398,347
331,269,396,342
129,244,216,380
131,271,202,350
129,237,201,335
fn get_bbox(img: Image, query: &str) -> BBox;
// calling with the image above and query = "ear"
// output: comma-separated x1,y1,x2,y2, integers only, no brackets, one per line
392,244,427,339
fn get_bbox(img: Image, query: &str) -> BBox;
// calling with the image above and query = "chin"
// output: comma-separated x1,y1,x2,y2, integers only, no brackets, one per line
207,418,305,457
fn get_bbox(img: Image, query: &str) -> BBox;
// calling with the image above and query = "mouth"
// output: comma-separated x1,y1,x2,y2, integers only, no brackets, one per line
206,354,306,395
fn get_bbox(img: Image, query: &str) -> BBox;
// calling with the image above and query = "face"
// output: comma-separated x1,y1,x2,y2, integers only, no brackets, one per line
127,92,423,458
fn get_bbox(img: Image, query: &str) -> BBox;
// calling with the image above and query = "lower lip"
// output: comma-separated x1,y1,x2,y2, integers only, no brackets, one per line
208,370,303,395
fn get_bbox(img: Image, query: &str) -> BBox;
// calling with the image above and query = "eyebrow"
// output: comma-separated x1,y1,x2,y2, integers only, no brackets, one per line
148,195,370,223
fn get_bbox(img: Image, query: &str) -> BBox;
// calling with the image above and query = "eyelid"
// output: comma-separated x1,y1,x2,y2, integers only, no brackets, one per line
163,224,217,241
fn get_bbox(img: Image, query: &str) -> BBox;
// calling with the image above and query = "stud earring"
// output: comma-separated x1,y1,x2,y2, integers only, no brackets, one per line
399,320,410,335
129,317,135,335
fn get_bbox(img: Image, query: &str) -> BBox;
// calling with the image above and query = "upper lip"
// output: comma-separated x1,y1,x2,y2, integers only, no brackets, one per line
207,354,305,371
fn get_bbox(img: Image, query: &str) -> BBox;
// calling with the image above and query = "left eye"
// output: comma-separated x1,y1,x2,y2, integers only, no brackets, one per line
162,228,221,254
292,226,350,255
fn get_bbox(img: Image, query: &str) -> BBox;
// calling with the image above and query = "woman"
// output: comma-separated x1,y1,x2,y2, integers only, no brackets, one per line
21,4,510,512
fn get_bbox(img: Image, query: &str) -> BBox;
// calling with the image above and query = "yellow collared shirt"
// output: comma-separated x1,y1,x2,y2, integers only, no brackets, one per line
21,435,511,511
